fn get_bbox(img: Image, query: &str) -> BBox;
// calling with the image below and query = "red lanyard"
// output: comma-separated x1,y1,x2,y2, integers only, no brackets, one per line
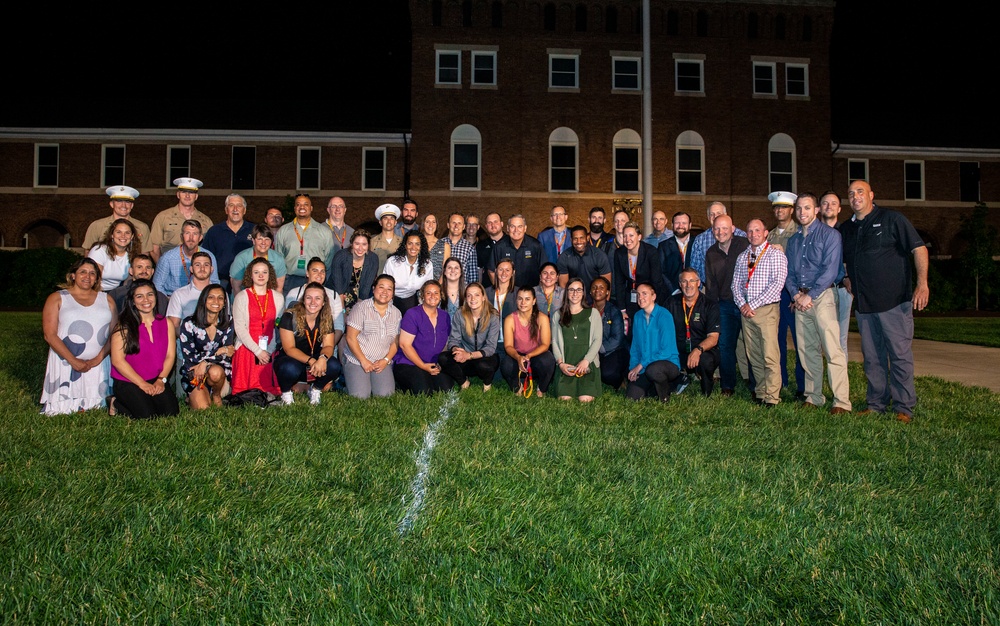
555,230,566,255
251,290,270,335
746,243,769,288
294,220,310,255
304,323,320,357
180,246,198,281
328,220,346,247
682,296,697,342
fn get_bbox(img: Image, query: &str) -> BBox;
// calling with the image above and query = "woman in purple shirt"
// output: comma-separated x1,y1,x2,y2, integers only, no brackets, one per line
394,281,453,394
109,279,179,419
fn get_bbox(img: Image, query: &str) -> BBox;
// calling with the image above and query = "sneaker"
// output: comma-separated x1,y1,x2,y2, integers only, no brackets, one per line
308,387,322,405
674,374,690,395
280,391,294,406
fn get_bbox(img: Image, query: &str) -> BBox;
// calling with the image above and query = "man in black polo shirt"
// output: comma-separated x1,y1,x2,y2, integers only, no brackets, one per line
488,213,545,288
557,225,612,289
840,180,929,424
476,212,507,288
704,214,750,397
667,269,721,396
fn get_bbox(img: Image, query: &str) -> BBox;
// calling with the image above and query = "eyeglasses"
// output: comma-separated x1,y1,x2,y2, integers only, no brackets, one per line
567,287,584,293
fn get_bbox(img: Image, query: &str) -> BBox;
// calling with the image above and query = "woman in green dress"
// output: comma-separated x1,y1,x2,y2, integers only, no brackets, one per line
551,277,603,402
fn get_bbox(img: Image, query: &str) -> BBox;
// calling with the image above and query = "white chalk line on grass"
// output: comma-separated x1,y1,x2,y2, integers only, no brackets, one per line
397,390,459,536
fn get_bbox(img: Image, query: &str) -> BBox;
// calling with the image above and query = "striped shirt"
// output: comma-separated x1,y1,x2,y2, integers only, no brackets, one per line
731,242,788,311
345,298,401,365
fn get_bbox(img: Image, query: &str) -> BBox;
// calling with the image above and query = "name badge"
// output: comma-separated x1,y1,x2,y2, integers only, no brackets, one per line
258,337,269,352
630,289,638,304
297,258,306,270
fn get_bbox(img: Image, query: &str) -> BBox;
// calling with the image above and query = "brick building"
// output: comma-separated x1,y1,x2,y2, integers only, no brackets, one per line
0,0,996,255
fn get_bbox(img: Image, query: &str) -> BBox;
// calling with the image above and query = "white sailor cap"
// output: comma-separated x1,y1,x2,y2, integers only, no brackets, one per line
106,185,139,201
768,191,797,206
375,203,401,220
173,177,204,191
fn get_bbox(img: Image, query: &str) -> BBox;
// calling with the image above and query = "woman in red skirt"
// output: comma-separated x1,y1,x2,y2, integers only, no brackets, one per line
231,258,285,395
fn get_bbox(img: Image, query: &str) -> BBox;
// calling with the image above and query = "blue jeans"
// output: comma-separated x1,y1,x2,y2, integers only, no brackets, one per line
718,299,742,391
778,289,805,393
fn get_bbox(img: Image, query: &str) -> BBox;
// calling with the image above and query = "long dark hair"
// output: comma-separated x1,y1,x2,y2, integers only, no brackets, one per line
190,283,232,331
441,257,466,309
95,218,139,263
389,231,430,276
114,278,159,355
559,278,589,328
516,286,541,342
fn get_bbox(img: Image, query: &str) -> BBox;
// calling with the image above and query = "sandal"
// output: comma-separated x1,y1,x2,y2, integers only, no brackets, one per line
106,396,117,417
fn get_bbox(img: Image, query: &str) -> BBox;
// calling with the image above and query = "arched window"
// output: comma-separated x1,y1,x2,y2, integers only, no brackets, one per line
544,2,556,30
768,133,796,192
676,131,705,194
605,5,618,33
775,14,786,40
696,9,708,36
549,127,579,192
575,3,587,31
613,129,641,193
491,1,503,28
451,124,482,190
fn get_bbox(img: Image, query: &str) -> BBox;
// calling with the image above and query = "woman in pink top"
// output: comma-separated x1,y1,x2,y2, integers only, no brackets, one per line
109,279,179,419
501,286,555,397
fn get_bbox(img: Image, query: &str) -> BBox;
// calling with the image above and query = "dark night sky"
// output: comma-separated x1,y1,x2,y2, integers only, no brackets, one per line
4,2,995,148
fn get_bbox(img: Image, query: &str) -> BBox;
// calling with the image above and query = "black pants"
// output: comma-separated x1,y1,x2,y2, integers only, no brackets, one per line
500,350,555,393
680,349,721,396
393,294,420,316
114,378,180,420
273,352,342,392
394,362,456,394
626,359,681,401
437,351,500,386
600,347,629,390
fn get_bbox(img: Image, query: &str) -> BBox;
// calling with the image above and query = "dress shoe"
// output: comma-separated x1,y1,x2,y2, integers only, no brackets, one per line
830,407,850,415
857,409,878,416
801,400,821,409
895,412,912,424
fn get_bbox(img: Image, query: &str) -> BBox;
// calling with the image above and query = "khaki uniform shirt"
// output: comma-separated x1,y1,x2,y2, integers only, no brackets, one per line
149,204,215,256
82,215,152,252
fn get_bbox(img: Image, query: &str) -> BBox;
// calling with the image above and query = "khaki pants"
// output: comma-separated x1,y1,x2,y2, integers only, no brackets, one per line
795,289,851,410
742,302,781,404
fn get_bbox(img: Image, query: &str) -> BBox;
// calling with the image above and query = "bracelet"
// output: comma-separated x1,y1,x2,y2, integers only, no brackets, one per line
695,346,704,353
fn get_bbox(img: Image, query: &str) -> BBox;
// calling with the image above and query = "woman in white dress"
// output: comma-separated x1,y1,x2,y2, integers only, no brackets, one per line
40,258,117,414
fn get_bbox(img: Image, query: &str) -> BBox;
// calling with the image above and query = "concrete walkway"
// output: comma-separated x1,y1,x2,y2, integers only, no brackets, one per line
845,332,1000,393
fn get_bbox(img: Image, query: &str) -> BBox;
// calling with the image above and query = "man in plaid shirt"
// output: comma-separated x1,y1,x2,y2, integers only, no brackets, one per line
732,219,788,406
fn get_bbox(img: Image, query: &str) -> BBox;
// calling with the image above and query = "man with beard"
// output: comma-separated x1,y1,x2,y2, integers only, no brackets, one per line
153,219,220,297
820,191,851,357
264,207,284,246
840,180,928,424
766,191,805,400
396,199,420,236
704,215,749,397
431,213,480,284
658,211,693,297
275,193,335,294
732,219,788,406
690,201,746,283
149,177,214,262
667,269,720,396
557,225,612,289
476,212,508,288
588,206,615,250
785,192,851,414
83,185,152,252
109,254,168,317
324,196,354,255
166,251,218,329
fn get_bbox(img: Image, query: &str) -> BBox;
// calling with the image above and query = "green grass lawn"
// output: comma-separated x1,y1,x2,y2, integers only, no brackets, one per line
3,312,999,623
849,316,1000,348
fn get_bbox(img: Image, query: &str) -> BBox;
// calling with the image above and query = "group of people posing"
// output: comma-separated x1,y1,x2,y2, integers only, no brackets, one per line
41,177,928,423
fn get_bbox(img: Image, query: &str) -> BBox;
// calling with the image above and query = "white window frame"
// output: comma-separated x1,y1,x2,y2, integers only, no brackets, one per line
549,127,579,192
451,125,482,191
362,147,387,191
676,130,705,195
611,54,641,91
297,146,321,190
768,133,796,193
785,63,809,97
102,144,126,188
847,159,868,186
904,160,925,201
34,143,59,188
613,129,641,193
673,55,704,94
548,51,580,91
753,61,776,96
436,49,461,86
167,145,191,187
471,50,497,87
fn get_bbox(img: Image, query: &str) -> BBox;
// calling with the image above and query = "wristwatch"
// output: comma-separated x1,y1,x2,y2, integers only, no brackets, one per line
161,377,168,384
